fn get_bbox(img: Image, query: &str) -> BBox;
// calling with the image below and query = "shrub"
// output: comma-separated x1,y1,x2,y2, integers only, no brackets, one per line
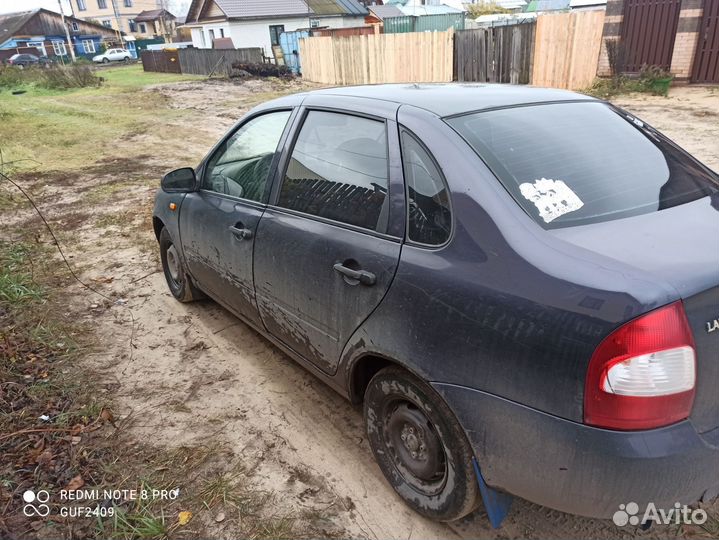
466,2,512,18
41,64,102,89
229,62,293,79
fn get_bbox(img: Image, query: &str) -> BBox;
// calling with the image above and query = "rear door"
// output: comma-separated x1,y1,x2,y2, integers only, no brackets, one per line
253,97,405,375
180,109,294,327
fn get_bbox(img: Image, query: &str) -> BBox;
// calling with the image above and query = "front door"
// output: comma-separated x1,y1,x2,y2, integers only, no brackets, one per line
180,109,293,326
254,108,403,375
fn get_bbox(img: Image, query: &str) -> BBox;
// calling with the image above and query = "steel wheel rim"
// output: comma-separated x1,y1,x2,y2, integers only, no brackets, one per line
382,400,448,496
166,244,181,284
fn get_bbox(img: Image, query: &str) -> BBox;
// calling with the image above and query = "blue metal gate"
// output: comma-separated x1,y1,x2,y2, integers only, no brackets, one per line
280,30,309,74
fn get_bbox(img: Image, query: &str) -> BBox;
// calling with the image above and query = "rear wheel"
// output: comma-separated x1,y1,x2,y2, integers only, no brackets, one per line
159,227,203,302
364,366,479,521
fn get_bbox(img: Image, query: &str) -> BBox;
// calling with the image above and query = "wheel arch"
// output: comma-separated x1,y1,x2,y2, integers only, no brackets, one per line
152,216,165,241
347,353,429,406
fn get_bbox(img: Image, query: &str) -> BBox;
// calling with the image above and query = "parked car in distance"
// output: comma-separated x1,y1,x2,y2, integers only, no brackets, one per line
92,48,131,63
153,84,719,523
6,53,53,68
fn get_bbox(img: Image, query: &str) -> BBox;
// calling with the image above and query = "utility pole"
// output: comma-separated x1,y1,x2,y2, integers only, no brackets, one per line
58,0,77,62
110,0,125,47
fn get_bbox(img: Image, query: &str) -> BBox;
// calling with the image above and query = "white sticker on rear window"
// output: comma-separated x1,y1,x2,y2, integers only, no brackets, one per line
519,178,584,223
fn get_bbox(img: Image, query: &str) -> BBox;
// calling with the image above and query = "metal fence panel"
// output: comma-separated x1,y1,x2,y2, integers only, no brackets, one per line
384,13,465,34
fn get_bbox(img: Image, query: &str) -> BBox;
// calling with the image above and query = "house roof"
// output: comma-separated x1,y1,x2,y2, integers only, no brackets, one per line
187,0,367,22
0,8,118,44
525,0,571,11
135,9,177,22
368,5,404,20
398,4,463,16
0,10,37,43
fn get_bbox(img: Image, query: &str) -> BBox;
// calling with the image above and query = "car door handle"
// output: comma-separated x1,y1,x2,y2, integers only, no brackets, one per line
333,263,376,286
229,225,253,240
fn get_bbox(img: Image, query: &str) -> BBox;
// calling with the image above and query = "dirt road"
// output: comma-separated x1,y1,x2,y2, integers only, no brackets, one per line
9,80,718,539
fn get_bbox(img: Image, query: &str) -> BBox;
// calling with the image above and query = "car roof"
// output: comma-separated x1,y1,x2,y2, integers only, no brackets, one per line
292,83,597,117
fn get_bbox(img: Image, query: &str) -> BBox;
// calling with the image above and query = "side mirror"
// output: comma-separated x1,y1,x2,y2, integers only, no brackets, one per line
161,167,196,193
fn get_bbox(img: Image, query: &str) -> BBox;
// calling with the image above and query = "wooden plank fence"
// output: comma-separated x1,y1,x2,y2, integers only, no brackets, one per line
141,50,181,73
532,10,605,89
454,22,535,84
177,48,264,76
299,30,454,85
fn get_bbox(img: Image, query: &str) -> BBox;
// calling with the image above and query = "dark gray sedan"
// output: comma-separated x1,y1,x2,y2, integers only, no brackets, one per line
153,84,719,523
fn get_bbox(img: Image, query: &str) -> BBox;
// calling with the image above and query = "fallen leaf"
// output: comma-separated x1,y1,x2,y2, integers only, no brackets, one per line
66,475,84,491
215,511,225,523
71,436,82,445
178,511,192,526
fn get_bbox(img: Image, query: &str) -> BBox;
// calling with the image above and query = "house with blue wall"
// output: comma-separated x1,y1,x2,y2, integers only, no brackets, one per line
0,8,121,62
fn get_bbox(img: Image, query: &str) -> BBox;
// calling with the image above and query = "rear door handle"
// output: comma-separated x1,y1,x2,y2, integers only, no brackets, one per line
333,263,376,286
229,225,253,240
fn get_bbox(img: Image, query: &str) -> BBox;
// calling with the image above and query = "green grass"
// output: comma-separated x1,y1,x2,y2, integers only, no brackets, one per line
0,243,43,305
0,65,197,173
100,64,204,87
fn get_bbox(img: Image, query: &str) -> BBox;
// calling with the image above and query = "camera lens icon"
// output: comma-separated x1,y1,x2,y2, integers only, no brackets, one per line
22,489,50,517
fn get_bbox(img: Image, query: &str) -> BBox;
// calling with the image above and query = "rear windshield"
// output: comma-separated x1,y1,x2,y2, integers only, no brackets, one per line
447,102,718,229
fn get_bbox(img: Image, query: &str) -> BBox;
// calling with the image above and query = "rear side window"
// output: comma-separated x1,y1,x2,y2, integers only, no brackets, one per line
447,102,718,229
400,131,451,245
278,111,389,232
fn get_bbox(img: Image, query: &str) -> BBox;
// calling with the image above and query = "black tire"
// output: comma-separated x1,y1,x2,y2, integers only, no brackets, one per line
159,227,203,302
102,58,109,64
364,366,479,522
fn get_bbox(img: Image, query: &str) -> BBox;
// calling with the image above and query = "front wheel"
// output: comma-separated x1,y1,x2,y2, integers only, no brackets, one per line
364,367,479,522
102,57,109,64
159,227,203,302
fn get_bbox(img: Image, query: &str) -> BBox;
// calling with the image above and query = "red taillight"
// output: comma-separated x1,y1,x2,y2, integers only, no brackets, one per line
584,301,696,430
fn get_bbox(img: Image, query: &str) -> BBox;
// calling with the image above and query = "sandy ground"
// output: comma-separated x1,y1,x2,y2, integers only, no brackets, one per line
8,82,718,539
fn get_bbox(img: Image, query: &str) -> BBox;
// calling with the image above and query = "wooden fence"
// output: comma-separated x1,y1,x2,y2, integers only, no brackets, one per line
532,10,606,89
298,11,605,90
141,48,264,76
177,48,264,76
454,22,535,84
299,30,454,85
141,50,181,74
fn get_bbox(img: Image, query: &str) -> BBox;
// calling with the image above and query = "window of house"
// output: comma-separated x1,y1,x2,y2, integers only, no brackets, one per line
204,111,292,202
71,21,79,31
77,0,86,10
102,20,112,28
208,29,215,41
82,39,96,53
401,131,451,245
124,0,133,6
310,19,320,28
278,111,389,232
128,19,137,32
52,41,67,56
26,41,46,56
97,0,107,8
269,25,284,47
219,28,225,38
139,22,147,33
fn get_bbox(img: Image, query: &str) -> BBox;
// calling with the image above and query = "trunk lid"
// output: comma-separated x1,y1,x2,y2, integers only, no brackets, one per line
552,196,719,433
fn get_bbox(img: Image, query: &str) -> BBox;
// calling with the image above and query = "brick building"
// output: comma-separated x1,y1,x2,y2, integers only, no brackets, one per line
598,0,718,83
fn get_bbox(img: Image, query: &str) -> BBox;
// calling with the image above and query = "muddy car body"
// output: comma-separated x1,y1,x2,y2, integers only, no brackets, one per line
153,84,719,522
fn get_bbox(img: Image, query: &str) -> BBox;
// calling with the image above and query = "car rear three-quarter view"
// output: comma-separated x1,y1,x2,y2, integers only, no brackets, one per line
152,84,719,525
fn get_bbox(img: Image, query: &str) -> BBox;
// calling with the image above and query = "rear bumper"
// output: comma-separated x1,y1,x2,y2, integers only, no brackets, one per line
433,383,719,519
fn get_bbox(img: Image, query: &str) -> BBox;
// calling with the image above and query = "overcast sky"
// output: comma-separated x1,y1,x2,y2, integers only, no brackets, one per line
0,0,190,16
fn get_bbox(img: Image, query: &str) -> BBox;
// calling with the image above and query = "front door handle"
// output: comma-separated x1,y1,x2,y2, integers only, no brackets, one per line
229,225,253,240
333,263,376,286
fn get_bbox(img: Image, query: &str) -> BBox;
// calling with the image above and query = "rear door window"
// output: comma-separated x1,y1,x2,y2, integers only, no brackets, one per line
278,110,389,232
447,102,718,229
400,131,451,245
